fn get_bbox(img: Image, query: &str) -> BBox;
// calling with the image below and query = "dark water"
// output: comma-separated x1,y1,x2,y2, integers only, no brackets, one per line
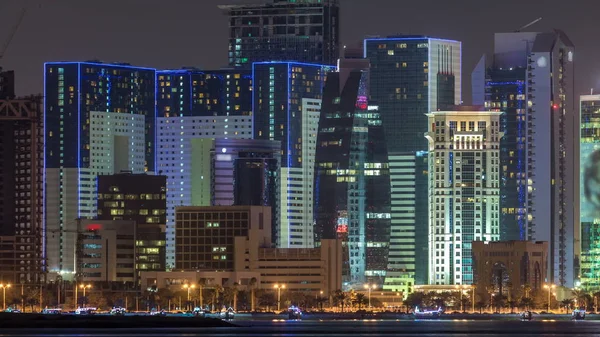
3,320,600,336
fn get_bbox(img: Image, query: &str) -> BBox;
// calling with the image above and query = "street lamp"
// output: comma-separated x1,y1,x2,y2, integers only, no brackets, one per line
0,284,11,310
274,284,285,312
79,284,91,307
364,284,376,308
543,284,556,312
183,284,196,311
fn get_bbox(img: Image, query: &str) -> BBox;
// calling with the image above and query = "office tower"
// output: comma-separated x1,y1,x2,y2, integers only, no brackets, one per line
0,70,15,99
213,138,281,244
219,0,340,67
579,95,600,291
0,97,43,284
156,68,252,117
44,62,156,275
314,67,391,286
364,36,461,287
426,110,503,285
253,61,334,248
157,116,252,268
96,173,167,275
474,31,576,286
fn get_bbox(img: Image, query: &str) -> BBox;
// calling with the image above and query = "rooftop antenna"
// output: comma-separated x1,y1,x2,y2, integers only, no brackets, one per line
515,17,542,32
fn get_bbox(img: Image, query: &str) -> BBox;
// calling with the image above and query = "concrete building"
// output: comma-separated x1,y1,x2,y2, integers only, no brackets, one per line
157,116,252,268
219,0,340,67
96,173,167,275
0,97,44,284
579,95,600,291
473,31,577,287
425,110,503,285
142,206,342,295
44,62,156,276
364,36,462,288
472,241,548,300
253,62,334,248
77,219,137,283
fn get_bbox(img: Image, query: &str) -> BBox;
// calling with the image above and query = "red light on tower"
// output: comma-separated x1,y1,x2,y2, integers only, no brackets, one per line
553,104,559,110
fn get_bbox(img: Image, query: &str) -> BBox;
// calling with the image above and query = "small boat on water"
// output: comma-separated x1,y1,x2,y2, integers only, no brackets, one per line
288,306,302,320
414,306,443,319
519,311,533,321
572,309,586,320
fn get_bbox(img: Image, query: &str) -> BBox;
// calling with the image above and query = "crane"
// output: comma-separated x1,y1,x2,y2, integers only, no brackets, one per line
515,17,542,33
0,6,27,63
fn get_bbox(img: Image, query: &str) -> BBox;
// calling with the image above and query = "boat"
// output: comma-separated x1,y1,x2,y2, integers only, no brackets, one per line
572,309,586,320
192,307,205,317
41,308,62,315
414,306,443,319
519,311,533,321
150,309,167,316
288,306,302,320
110,307,126,316
75,307,97,315
219,307,235,320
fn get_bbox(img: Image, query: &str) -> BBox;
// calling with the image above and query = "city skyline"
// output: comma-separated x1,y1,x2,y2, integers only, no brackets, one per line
1,0,600,99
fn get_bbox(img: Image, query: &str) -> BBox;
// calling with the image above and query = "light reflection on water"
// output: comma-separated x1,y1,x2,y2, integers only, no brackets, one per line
3,320,600,337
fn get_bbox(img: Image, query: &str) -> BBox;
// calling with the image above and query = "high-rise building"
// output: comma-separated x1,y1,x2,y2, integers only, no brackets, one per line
364,36,462,287
213,138,281,244
156,69,252,117
96,173,167,275
474,31,577,286
157,116,252,268
314,67,391,286
253,61,334,248
425,110,503,285
44,62,156,275
579,94,600,291
0,97,43,284
219,0,340,67
0,70,15,100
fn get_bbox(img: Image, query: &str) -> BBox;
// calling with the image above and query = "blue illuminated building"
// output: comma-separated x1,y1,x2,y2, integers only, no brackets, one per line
253,61,335,248
156,68,252,117
44,61,156,275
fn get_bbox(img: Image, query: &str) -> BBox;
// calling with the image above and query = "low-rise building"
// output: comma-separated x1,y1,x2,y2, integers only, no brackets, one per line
472,240,548,300
141,205,342,296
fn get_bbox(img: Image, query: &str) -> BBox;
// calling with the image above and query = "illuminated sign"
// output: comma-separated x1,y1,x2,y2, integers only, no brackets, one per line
87,224,102,231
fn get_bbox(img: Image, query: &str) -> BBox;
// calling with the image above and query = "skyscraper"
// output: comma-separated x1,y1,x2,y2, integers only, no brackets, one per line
156,69,252,118
253,61,334,248
157,116,252,268
364,36,461,287
44,62,156,275
219,0,340,67
474,31,577,286
579,94,600,291
425,110,503,285
0,97,43,284
314,67,391,286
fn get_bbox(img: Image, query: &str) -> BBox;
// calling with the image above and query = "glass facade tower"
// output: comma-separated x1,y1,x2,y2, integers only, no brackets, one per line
314,69,391,285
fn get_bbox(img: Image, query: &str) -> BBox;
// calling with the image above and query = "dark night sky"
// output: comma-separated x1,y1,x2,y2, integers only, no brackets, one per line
1,0,598,101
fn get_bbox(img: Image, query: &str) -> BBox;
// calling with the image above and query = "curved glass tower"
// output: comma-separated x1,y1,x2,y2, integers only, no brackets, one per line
314,69,391,286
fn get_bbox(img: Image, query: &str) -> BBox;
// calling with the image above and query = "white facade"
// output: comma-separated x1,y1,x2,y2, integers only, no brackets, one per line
425,111,502,285
46,112,145,275
279,98,320,248
157,116,252,268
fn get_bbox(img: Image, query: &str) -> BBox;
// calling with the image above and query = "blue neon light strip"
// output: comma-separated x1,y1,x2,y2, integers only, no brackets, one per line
46,61,156,71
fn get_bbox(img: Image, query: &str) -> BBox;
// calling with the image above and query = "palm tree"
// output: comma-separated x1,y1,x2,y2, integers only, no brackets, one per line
213,284,223,311
355,293,367,311
334,290,348,313
507,300,518,314
560,299,572,313
520,297,534,310
316,296,327,311
232,283,239,311
593,291,600,312
475,301,486,314
249,277,257,312
521,284,531,299
197,278,207,309
572,288,586,309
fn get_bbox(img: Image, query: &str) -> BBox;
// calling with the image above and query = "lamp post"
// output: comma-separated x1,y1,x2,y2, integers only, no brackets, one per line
0,284,11,310
274,284,285,312
79,284,91,307
183,284,195,311
543,284,555,312
364,284,376,308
